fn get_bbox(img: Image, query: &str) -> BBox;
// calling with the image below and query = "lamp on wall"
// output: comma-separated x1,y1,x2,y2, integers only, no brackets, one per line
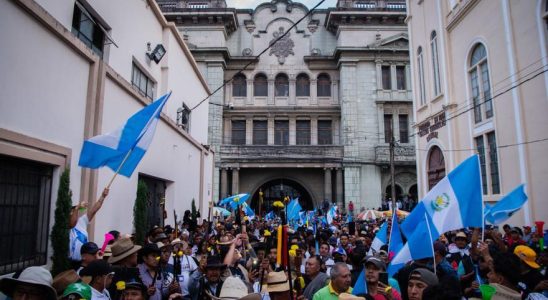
147,42,166,64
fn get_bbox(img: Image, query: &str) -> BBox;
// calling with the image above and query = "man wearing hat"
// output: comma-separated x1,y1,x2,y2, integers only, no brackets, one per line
119,279,149,300
53,270,82,297
80,260,115,300
137,244,168,300
364,257,400,300
265,271,290,300
170,239,198,298
514,245,544,297
78,242,101,274
188,256,226,300
61,283,92,300
208,277,260,300
107,238,142,298
407,268,438,300
0,266,57,300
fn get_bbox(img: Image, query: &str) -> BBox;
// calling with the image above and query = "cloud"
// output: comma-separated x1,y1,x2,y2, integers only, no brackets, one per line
227,0,337,9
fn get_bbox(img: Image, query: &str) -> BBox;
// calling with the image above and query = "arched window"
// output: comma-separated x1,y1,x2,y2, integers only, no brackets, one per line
232,73,247,97
427,146,445,190
317,73,331,97
296,73,310,97
430,31,442,96
253,73,268,97
275,73,289,97
469,43,493,123
417,47,426,106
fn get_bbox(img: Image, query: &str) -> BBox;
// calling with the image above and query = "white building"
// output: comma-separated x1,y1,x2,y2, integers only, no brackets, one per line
0,0,213,275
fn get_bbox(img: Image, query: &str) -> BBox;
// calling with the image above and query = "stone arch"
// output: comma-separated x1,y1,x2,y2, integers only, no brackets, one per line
249,176,316,213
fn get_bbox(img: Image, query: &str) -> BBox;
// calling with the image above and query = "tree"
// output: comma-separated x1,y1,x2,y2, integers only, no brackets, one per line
51,169,72,276
134,180,148,246
191,198,197,222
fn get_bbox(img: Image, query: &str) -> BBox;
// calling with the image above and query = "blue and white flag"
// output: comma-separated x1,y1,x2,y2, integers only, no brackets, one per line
387,211,404,275
287,198,302,222
484,184,528,225
402,155,483,237
389,213,438,275
352,268,368,295
219,193,250,210
78,92,171,177
371,221,388,253
242,203,255,220
264,211,276,221
326,205,337,224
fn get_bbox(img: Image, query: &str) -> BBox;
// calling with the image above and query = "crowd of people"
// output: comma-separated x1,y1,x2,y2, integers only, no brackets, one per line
1,191,547,300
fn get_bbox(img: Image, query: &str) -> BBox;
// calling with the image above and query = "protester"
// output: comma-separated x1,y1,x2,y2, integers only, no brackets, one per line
364,257,401,300
0,266,57,300
80,260,115,300
266,271,290,300
312,262,352,300
52,269,81,296
514,245,544,297
189,256,226,300
406,268,438,300
78,242,101,274
302,255,329,300
61,283,92,300
137,244,169,300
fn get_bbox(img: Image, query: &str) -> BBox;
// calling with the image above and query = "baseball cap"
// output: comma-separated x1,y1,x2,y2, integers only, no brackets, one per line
409,268,438,286
80,242,99,255
365,257,386,271
455,232,467,240
514,245,540,269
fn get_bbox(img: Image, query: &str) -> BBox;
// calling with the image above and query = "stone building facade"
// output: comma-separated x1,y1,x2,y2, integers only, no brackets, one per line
158,0,417,211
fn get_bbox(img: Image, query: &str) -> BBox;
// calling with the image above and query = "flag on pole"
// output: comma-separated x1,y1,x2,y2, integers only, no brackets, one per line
326,205,337,224
352,268,368,295
78,92,171,177
371,221,388,253
484,184,528,225
401,155,483,238
387,212,404,275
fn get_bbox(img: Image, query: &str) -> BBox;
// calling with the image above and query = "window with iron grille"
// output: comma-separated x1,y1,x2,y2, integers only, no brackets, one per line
254,74,268,97
431,31,442,96
487,132,500,194
396,66,406,90
231,121,246,145
275,74,289,97
382,66,391,90
132,63,155,100
296,120,311,145
399,115,409,143
475,135,488,194
417,47,426,106
71,2,105,58
0,155,53,275
296,74,310,97
253,120,268,145
384,114,393,143
317,120,332,145
469,44,493,123
317,74,331,97
274,121,289,145
232,74,247,97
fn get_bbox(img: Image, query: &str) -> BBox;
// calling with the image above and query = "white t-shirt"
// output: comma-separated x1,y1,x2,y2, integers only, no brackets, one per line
169,255,198,295
69,215,89,261
91,287,111,300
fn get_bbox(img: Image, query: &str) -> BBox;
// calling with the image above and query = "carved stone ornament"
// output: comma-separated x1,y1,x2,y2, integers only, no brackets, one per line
269,27,295,65
242,48,253,56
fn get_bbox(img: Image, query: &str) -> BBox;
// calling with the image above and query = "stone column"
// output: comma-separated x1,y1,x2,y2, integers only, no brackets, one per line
310,79,318,105
246,79,253,105
267,117,274,145
289,77,296,105
206,63,225,202
332,80,339,104
324,168,332,202
289,117,296,145
375,61,383,90
336,168,343,207
246,117,253,145
267,79,275,105
220,168,228,199
391,64,397,92
311,116,318,145
232,168,239,195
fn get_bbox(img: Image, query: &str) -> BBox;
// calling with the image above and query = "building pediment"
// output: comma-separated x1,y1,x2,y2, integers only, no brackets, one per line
367,33,408,50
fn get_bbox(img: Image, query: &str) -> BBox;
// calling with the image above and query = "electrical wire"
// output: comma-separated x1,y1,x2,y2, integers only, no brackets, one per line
413,137,548,152
189,0,326,111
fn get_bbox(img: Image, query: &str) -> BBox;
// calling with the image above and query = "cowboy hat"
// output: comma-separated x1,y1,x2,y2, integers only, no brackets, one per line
266,271,290,293
108,238,142,264
0,266,57,300
207,276,260,300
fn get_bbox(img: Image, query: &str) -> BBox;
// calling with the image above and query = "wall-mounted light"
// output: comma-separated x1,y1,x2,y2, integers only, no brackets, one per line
147,42,166,64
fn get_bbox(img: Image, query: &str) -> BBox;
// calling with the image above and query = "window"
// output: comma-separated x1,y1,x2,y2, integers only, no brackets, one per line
0,155,53,275
71,2,105,58
231,121,246,145
475,132,500,194
427,146,445,190
132,63,155,100
253,120,268,145
296,74,310,97
431,31,442,96
254,74,268,97
399,115,409,143
382,66,391,90
296,120,311,145
317,120,332,145
396,66,406,90
317,74,331,97
275,74,289,97
469,44,493,123
232,73,247,97
384,114,393,143
417,47,426,106
274,121,289,145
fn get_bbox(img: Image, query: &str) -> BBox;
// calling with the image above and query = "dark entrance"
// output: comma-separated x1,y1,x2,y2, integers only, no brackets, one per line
251,178,313,216
139,175,167,228
384,184,403,200
427,146,445,190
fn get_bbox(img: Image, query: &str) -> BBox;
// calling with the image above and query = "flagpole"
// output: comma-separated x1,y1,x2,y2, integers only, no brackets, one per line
105,147,134,190
424,213,436,275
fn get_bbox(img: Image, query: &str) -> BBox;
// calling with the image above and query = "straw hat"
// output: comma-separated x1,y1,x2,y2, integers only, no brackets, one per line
207,276,260,300
52,269,80,295
108,237,142,264
339,293,366,300
0,266,57,300
266,271,290,293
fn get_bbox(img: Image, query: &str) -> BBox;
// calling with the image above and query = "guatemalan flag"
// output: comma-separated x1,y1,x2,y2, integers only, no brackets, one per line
370,220,388,253
78,92,171,177
484,184,528,225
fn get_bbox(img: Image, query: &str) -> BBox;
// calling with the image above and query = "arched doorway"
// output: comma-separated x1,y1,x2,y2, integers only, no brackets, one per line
408,184,418,201
427,146,445,190
251,178,314,215
384,184,403,200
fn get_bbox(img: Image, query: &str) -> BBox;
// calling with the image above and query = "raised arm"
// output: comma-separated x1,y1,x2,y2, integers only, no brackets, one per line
87,188,109,221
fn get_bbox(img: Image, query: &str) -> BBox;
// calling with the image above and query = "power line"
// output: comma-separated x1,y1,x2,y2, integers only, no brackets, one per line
190,0,326,111
408,67,548,139
414,137,548,152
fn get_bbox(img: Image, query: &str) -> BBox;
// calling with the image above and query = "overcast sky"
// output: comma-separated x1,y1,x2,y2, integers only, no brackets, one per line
226,0,337,9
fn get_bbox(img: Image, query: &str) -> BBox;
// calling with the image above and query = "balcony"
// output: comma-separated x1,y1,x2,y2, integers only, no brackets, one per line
219,145,344,163
375,145,415,165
